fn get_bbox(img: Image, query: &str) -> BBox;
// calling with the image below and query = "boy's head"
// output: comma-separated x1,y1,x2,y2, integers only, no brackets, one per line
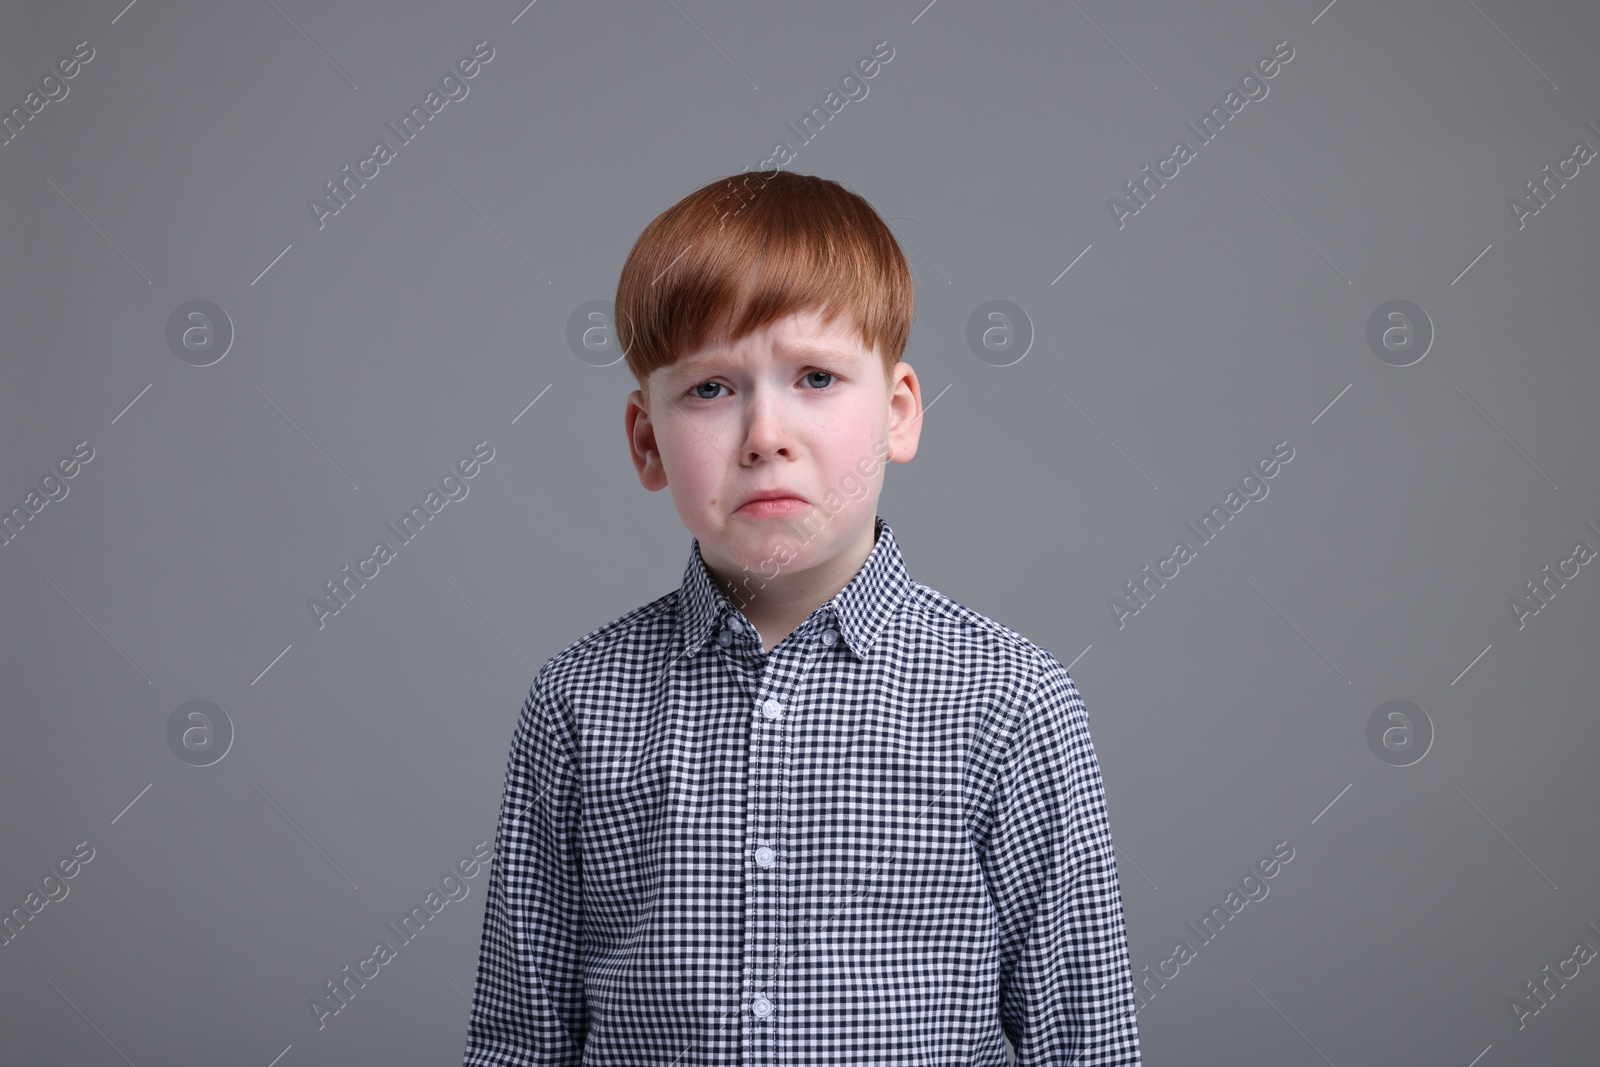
619,171,922,606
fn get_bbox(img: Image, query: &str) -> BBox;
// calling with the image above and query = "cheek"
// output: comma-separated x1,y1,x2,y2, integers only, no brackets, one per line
824,412,882,462
660,424,721,493
821,432,879,488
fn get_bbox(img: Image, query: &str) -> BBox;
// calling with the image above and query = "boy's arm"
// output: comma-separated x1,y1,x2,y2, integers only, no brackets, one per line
464,664,587,1065
978,656,1142,1066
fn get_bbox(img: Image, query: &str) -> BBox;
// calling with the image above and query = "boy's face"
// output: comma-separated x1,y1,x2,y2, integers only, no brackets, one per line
625,308,922,603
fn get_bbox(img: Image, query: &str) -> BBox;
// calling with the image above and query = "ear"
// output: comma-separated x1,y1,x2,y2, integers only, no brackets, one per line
885,360,923,465
626,389,669,490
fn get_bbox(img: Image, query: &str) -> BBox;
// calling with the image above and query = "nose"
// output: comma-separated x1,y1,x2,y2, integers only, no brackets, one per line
740,386,793,464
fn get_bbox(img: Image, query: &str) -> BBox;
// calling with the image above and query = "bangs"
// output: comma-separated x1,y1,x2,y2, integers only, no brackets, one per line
616,171,912,393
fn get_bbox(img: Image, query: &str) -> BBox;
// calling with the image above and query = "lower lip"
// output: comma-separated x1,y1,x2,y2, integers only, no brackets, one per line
736,497,810,518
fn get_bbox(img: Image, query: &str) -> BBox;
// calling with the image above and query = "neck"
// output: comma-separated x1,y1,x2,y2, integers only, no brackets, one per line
710,520,877,650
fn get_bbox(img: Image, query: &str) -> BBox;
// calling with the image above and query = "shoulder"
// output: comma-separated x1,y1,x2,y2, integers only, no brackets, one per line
533,588,681,697
894,581,1089,735
893,583,1097,840
511,589,681,750
898,581,1074,686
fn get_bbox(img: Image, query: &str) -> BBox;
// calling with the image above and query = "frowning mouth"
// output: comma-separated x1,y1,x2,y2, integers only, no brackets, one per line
734,494,810,518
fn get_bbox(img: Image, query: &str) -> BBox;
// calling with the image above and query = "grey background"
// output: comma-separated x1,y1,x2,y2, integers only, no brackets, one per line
3,0,1597,1063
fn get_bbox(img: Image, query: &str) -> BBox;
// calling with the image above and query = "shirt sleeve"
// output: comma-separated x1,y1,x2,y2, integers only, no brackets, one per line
464,663,587,1065
978,655,1142,1066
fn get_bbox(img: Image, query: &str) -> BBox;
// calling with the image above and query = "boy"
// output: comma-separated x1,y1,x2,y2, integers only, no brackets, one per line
464,171,1142,1065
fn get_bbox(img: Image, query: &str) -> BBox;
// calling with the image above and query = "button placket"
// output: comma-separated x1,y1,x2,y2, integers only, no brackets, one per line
738,620,837,1046
743,647,808,1050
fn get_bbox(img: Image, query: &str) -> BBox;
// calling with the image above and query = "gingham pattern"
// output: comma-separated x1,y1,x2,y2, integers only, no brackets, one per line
464,517,1142,1065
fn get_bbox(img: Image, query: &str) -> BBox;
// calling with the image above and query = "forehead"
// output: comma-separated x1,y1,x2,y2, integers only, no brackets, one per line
657,310,873,382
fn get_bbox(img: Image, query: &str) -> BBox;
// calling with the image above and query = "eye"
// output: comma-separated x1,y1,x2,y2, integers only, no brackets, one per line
688,381,727,400
802,369,837,390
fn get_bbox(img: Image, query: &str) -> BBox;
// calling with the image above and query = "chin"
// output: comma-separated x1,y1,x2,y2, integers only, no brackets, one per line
716,524,817,569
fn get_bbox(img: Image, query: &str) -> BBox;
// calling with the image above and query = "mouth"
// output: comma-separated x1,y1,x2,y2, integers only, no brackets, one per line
734,494,811,518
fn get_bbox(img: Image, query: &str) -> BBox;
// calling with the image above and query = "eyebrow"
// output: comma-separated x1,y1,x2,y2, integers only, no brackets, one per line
774,342,860,362
667,343,859,380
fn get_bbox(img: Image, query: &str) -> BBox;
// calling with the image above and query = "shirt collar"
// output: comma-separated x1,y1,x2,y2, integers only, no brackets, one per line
677,515,911,661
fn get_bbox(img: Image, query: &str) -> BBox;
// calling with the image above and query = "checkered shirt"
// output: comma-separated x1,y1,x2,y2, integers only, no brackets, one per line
464,516,1142,1065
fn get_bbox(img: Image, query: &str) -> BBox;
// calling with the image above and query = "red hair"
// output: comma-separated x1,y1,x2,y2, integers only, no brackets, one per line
616,170,913,397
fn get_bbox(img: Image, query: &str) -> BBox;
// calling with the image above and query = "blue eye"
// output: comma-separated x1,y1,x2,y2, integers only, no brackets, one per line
688,369,838,398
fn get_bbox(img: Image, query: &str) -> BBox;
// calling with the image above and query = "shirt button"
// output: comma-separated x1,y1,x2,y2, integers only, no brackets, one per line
751,993,773,1018
716,627,733,647
755,845,775,867
760,698,782,720
820,628,838,647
